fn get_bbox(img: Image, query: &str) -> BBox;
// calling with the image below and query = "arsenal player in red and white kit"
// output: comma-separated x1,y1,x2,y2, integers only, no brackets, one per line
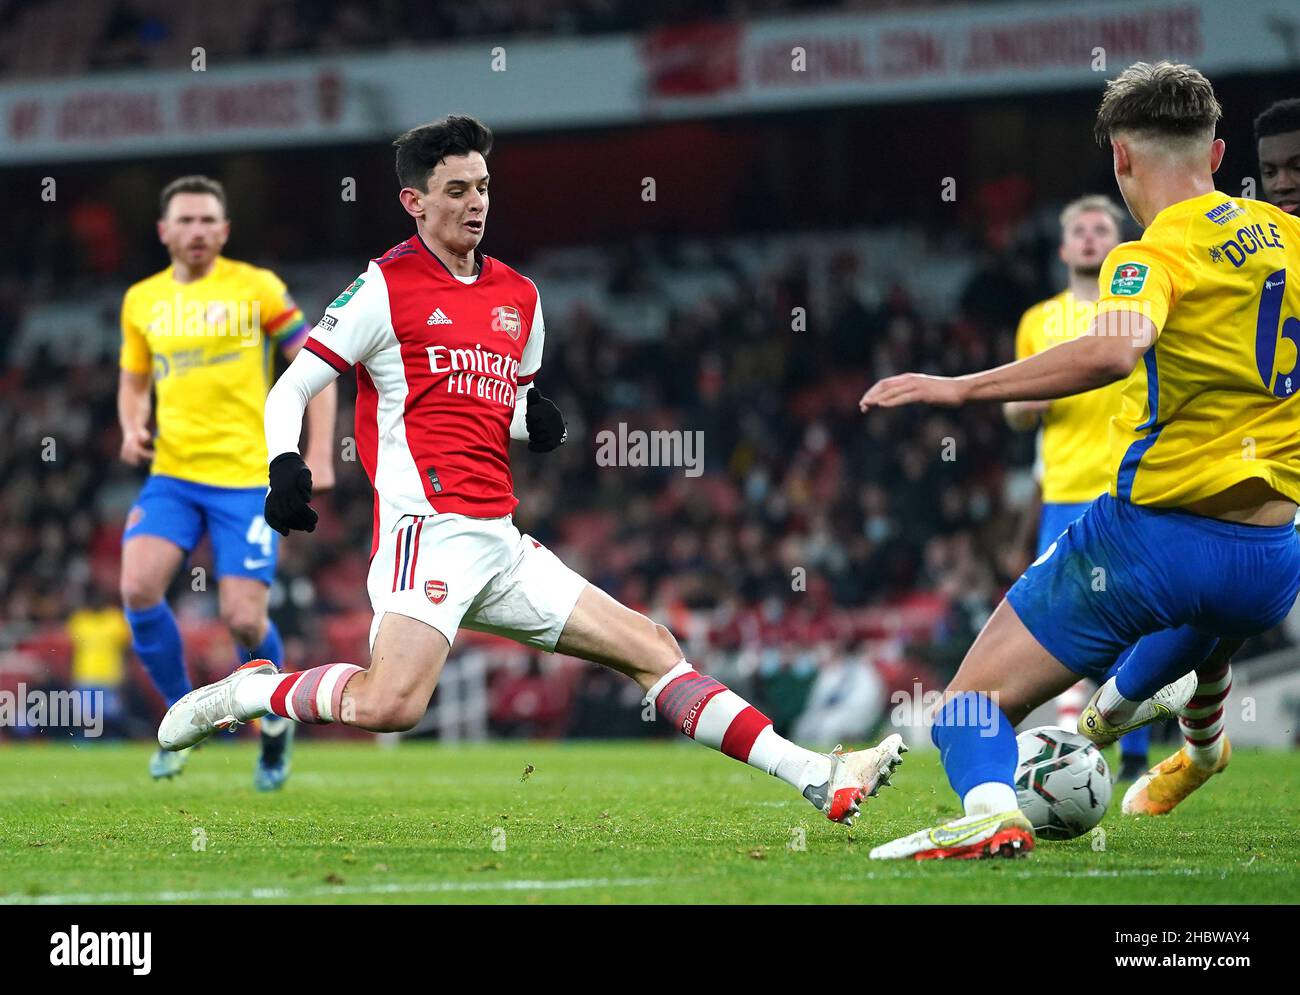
158,115,904,825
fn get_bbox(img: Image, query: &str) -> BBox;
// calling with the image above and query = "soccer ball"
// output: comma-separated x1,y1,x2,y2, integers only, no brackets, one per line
1014,726,1112,840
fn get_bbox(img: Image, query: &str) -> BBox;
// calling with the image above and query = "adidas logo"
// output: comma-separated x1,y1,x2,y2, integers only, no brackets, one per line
426,308,453,325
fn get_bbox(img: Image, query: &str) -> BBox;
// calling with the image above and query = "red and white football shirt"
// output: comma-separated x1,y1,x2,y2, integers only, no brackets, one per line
302,235,545,542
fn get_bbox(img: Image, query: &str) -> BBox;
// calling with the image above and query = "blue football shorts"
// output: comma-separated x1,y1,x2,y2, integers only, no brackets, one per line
1008,493,1300,681
123,474,279,584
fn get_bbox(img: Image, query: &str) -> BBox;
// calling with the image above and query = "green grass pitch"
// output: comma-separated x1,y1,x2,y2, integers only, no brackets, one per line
1,739,1296,904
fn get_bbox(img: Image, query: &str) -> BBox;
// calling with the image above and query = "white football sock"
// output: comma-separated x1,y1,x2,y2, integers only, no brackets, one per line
769,736,834,792
233,674,281,718
1095,677,1138,723
963,781,1019,817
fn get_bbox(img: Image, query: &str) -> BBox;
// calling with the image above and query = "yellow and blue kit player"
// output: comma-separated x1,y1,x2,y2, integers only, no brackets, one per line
1006,195,1153,780
118,176,337,789
860,63,1300,858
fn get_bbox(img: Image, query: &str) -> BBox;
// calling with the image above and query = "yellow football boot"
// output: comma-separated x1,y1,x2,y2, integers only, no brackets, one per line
1121,736,1231,816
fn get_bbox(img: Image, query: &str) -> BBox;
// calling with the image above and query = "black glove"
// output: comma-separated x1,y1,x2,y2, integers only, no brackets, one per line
264,452,318,536
525,386,568,453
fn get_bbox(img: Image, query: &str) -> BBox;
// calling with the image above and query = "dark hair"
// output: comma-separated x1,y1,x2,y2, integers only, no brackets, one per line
393,115,494,191
159,175,227,218
1255,98,1300,143
1094,61,1221,147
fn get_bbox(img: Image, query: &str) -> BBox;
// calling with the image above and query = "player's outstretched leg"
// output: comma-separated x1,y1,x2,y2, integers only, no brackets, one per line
159,656,372,754
159,612,447,751
869,599,1083,861
158,660,288,750
159,599,907,826
869,695,1035,861
554,585,906,826
1122,640,1238,815
646,661,907,825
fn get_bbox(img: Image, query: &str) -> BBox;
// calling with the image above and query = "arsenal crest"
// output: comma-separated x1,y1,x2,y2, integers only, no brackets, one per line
492,305,522,340
425,579,448,604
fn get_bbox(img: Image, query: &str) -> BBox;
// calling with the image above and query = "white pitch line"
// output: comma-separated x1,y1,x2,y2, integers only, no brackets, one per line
0,876,661,905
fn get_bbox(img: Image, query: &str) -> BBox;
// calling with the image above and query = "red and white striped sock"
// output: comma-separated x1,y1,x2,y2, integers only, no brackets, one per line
1056,680,1089,733
1180,662,1231,768
645,661,830,791
235,664,363,724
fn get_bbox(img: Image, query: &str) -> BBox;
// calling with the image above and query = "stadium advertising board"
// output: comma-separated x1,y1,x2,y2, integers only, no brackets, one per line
0,0,1294,162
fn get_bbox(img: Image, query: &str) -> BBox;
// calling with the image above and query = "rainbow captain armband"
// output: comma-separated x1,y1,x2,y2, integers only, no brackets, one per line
266,305,309,348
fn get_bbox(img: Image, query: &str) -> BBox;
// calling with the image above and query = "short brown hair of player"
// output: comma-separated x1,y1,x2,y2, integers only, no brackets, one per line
393,114,493,192
1094,61,1222,148
1059,194,1126,233
159,175,228,218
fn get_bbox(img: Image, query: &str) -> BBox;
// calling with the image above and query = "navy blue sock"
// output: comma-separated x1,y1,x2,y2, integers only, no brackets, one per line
931,691,1018,802
240,620,290,766
1113,626,1219,702
1118,725,1150,760
125,601,190,707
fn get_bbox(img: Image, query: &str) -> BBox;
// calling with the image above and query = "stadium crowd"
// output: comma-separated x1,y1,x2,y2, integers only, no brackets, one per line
3,201,1296,740
1,0,970,79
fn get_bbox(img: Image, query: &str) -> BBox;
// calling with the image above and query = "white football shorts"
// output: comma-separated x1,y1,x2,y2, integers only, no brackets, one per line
366,512,587,652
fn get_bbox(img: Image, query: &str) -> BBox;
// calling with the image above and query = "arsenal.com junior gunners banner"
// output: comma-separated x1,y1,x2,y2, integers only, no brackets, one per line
640,0,1300,115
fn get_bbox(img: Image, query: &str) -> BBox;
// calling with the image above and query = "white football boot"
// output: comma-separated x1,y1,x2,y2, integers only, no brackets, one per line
158,659,278,751
807,733,908,826
1078,671,1198,748
869,810,1035,861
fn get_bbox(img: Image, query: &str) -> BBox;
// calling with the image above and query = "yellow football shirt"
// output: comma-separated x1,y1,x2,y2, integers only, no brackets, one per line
119,256,307,488
67,607,131,686
1098,191,1300,507
1015,289,1126,503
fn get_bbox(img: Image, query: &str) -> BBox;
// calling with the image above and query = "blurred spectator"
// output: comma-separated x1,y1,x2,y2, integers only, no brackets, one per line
2,0,895,79
66,584,131,738
791,645,886,747
490,657,573,738
4,216,1291,738
90,0,170,70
